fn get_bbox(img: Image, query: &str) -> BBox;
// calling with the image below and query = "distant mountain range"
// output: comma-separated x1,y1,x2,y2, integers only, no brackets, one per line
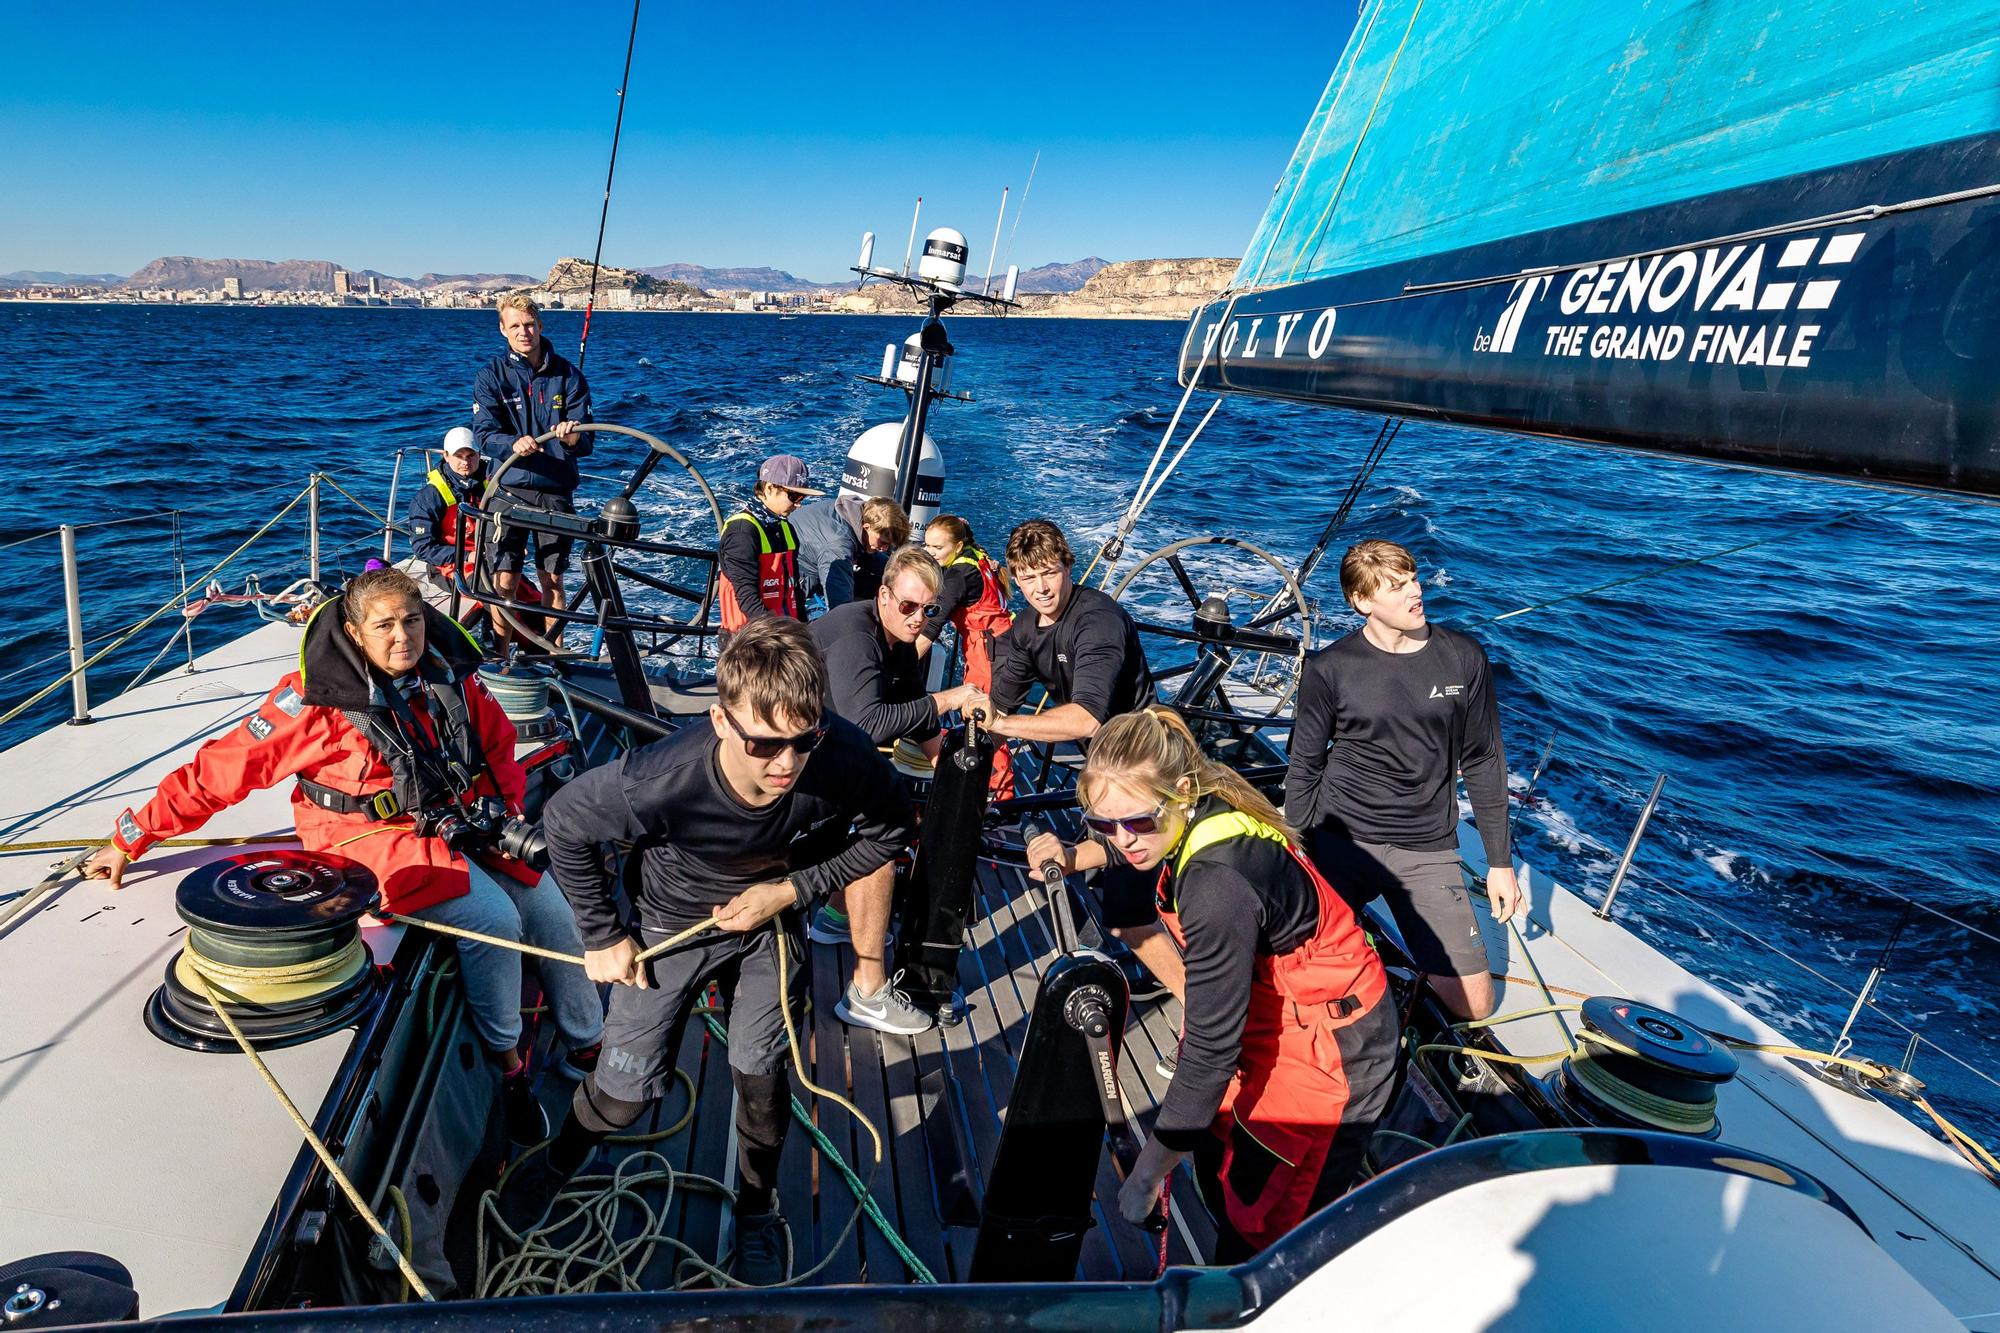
1,270,125,285
5,254,1115,296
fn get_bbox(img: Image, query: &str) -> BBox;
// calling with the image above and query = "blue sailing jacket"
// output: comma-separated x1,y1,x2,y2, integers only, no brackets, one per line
471,337,593,494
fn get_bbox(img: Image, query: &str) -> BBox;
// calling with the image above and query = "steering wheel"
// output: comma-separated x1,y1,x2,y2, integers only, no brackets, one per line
1109,535,1315,719
473,422,727,654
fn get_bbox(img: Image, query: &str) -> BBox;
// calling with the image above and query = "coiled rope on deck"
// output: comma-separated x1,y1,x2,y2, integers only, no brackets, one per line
384,912,932,1291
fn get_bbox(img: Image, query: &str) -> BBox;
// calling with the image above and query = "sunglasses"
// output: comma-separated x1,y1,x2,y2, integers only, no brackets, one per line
718,701,827,760
1081,802,1170,838
887,595,942,620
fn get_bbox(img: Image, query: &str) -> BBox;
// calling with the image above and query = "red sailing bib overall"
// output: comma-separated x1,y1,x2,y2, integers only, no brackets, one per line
1155,810,1388,1250
947,546,1015,796
719,511,803,631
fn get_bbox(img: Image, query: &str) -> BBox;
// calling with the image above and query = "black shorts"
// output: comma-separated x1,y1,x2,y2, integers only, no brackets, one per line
1305,829,1489,979
490,488,577,575
591,916,809,1103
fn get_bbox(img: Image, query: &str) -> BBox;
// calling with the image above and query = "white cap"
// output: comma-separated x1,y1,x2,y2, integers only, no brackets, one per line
441,425,478,455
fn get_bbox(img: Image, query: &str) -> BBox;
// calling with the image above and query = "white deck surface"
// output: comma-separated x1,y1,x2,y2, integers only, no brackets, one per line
0,619,408,1316
1456,830,2000,1329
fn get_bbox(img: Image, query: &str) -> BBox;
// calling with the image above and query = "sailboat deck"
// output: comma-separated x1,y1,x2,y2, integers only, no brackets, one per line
553,855,1213,1288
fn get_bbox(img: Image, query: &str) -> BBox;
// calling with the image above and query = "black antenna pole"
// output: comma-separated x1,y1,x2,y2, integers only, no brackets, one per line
578,0,642,370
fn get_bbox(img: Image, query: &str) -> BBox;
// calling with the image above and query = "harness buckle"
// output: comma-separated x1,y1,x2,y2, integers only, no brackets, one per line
369,791,404,820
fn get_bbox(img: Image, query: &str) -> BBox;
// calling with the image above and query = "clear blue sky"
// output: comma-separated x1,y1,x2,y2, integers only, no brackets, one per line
0,1,1356,280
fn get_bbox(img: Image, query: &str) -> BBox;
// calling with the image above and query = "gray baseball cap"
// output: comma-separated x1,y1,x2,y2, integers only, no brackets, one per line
758,454,825,496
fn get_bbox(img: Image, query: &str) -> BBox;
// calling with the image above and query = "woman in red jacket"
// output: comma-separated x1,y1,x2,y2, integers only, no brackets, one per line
82,567,602,1142
921,513,1016,796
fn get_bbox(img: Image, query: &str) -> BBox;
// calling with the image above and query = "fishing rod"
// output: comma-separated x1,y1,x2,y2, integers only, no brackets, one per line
578,0,642,371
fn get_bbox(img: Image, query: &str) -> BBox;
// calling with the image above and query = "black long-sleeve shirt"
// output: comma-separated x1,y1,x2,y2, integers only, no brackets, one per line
1151,798,1320,1150
541,715,914,946
1283,624,1510,866
810,599,938,744
990,585,1155,721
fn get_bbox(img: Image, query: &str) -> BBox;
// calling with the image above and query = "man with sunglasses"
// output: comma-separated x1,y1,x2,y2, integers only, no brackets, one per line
519,618,914,1281
807,549,987,1027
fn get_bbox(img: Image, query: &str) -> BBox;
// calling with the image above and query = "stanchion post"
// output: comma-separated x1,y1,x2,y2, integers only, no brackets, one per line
60,524,92,726
308,473,322,583
1595,773,1667,919
381,451,405,562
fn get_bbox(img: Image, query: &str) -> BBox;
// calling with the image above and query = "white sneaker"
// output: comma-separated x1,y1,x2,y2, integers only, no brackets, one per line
835,974,933,1035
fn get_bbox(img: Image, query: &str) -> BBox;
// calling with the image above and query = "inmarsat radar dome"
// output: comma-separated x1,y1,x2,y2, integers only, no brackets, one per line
841,420,947,529
895,332,953,391
916,227,969,290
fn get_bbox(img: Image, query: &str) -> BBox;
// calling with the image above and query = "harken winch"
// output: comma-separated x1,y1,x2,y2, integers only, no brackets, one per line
144,851,382,1053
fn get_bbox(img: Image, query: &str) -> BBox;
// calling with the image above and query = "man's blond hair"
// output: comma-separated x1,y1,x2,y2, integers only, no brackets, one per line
1339,539,1419,608
880,547,941,596
496,293,541,320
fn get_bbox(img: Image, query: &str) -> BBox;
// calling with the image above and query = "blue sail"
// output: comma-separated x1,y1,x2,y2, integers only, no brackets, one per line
1185,0,2000,495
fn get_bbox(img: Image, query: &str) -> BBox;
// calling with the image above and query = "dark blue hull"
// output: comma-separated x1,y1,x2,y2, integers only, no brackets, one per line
1182,134,2000,496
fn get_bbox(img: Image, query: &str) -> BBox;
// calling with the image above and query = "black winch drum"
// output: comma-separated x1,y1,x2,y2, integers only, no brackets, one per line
1547,996,1740,1138
144,851,382,1053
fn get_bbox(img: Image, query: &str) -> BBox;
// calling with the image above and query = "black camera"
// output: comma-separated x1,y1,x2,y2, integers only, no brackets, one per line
415,797,550,873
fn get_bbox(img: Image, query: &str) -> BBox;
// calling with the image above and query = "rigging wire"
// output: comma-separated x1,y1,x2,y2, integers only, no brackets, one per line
578,0,643,371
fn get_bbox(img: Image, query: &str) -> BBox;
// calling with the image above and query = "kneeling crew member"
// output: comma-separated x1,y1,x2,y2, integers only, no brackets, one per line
920,514,1016,797
808,547,985,1030
408,425,544,631
1028,706,1394,1261
82,568,603,1142
717,455,817,641
1285,539,1518,1021
518,617,916,1283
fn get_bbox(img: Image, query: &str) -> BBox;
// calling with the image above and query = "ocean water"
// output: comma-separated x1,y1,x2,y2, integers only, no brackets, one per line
5,302,1997,1142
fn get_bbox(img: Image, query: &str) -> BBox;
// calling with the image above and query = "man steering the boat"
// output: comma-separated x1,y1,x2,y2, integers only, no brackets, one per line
473,294,592,659
807,546,987,1032
1285,539,1518,1021
514,616,915,1284
1027,705,1395,1261
79,568,604,1143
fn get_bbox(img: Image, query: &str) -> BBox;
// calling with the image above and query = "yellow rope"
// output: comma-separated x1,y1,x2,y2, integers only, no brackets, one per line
185,968,436,1302
3,834,300,854
182,935,366,989
383,911,720,968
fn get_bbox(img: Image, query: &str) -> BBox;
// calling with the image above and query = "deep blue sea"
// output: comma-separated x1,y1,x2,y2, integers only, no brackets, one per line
5,302,1997,1139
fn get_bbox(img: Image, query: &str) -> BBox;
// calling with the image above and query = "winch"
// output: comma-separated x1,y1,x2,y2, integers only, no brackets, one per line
143,852,382,1053
1546,996,1740,1138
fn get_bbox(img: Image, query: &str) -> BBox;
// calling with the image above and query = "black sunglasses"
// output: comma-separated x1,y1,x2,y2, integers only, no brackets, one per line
885,594,942,620
718,701,827,760
1081,801,1170,838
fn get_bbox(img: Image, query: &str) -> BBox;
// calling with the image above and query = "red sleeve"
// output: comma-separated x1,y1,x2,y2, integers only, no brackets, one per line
115,675,331,857
468,678,526,815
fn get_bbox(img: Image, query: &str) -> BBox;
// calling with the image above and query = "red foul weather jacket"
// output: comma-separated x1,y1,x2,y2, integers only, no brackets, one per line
112,597,529,914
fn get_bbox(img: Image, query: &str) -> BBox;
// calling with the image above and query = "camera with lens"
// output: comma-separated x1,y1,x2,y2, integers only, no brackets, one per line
414,797,550,872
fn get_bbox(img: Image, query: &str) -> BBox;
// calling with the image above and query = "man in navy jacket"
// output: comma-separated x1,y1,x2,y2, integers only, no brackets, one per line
472,295,592,655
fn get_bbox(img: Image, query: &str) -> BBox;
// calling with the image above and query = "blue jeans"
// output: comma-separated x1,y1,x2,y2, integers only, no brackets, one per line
413,862,604,1057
